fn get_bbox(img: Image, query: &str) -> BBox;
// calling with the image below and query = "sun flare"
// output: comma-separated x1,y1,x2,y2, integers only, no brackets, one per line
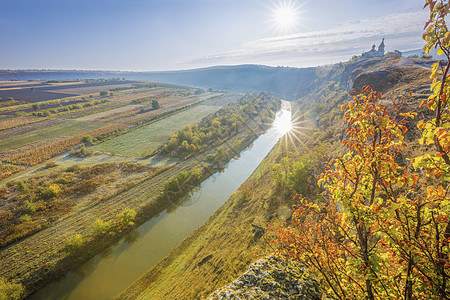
274,111,292,135
271,1,301,33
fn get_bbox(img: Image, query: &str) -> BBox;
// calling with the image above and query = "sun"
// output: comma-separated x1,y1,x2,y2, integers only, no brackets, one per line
270,1,300,33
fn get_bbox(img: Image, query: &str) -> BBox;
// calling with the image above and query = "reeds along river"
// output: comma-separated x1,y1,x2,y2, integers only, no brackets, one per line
31,105,292,300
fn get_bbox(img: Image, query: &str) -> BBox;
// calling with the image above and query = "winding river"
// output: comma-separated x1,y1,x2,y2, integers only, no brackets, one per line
31,107,291,300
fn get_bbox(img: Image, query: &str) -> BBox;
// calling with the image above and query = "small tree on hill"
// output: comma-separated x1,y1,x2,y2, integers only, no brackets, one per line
152,99,160,110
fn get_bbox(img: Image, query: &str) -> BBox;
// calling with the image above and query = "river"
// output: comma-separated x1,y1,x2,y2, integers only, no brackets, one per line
31,107,291,300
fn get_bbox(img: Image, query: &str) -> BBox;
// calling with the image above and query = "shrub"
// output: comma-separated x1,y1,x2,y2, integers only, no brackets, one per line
91,218,112,235
151,99,161,109
0,187,9,198
39,184,61,200
15,181,28,193
63,234,84,253
55,177,69,184
0,277,24,300
117,209,137,228
21,200,37,214
66,164,80,173
45,161,58,168
19,214,31,223
81,135,92,145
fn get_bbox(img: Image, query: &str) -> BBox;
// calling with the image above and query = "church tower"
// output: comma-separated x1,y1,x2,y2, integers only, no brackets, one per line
378,38,385,56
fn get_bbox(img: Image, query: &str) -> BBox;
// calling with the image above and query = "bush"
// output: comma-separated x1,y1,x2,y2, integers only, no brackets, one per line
0,277,24,300
117,209,137,228
66,164,81,173
81,135,92,145
15,181,28,193
21,200,37,214
45,161,58,168
55,177,69,184
63,234,84,253
0,187,9,198
91,218,112,235
151,99,161,109
19,214,31,223
39,184,61,200
70,146,95,157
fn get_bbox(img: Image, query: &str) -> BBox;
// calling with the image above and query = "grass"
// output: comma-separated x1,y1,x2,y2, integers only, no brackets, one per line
0,121,104,153
92,105,221,157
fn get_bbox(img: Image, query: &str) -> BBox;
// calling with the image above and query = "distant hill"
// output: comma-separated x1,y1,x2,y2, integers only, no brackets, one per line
0,65,319,100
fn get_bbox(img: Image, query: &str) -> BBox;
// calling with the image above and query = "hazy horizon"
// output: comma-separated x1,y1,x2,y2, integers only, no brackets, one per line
2,0,425,72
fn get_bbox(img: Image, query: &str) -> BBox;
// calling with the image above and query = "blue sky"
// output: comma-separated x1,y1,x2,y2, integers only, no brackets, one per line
1,0,426,71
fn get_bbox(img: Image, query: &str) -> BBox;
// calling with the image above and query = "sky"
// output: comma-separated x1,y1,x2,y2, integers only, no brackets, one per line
0,0,427,71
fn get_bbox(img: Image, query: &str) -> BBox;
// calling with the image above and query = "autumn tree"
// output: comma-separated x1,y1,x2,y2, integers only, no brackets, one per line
269,87,417,299
410,0,450,297
270,1,450,299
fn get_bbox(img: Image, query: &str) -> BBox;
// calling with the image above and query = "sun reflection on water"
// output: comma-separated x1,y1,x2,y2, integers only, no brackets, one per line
273,111,292,135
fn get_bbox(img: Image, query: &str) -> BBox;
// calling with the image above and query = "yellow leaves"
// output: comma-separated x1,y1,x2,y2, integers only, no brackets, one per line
439,32,450,49
430,62,441,82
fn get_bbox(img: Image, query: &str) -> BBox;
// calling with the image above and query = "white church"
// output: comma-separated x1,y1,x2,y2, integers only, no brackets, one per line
362,38,385,58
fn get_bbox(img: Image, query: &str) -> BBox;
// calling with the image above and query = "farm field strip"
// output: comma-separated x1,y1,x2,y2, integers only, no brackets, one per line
75,104,144,122
51,84,136,96
92,105,222,157
0,137,65,160
0,116,43,131
0,121,105,153
105,88,167,103
160,93,220,109
112,93,227,126
3,124,126,166
0,81,43,88
0,80,141,103
0,119,69,141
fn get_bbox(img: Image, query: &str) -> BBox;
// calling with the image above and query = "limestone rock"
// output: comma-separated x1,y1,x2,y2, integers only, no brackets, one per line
208,256,321,300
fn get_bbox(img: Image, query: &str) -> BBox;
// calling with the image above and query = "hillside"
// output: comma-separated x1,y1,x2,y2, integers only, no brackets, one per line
117,56,434,299
0,65,318,100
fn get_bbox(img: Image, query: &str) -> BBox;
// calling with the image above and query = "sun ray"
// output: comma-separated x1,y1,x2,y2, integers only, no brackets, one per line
269,0,303,34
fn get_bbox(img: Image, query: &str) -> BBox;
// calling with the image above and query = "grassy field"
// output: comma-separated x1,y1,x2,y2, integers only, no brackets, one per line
0,121,104,153
92,105,221,157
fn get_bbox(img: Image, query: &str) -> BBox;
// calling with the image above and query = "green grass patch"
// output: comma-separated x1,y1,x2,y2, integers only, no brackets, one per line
92,105,220,157
0,121,104,153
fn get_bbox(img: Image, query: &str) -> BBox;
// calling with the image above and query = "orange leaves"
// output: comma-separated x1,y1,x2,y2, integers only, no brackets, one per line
417,119,425,130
